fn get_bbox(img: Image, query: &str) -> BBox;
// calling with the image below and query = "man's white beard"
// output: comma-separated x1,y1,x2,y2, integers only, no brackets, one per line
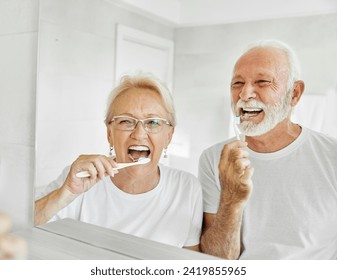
234,91,292,137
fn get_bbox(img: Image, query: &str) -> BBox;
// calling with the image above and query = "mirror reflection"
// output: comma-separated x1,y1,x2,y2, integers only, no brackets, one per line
35,72,202,250
35,0,337,252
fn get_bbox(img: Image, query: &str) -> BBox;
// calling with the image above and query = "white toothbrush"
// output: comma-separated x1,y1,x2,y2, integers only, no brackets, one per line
233,115,244,141
75,157,151,178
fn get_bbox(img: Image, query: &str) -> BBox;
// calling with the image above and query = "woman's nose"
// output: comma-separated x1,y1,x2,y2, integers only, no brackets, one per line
239,83,256,101
130,121,148,140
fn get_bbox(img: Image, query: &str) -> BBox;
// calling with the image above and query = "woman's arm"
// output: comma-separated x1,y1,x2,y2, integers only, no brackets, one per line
34,154,117,225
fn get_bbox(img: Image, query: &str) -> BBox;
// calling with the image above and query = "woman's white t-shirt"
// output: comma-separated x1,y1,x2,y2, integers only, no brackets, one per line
40,164,203,248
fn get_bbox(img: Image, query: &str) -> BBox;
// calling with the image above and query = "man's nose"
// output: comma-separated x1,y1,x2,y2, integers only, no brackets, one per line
239,83,256,101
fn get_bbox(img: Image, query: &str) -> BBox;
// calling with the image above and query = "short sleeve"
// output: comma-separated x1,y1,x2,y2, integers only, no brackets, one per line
184,177,203,247
198,146,222,214
35,166,71,200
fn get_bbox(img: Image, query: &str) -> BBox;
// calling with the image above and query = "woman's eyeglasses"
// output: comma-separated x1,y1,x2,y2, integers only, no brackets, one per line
110,116,172,134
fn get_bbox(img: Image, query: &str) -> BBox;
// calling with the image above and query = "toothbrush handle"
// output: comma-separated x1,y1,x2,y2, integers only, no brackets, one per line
233,123,245,141
115,163,132,169
75,163,134,178
234,125,241,141
75,171,91,178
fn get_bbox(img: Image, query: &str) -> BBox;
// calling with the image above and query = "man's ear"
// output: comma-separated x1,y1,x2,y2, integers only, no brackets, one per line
291,80,305,107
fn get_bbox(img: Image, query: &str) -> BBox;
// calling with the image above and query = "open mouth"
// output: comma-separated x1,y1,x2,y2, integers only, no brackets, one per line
241,107,263,119
128,145,150,162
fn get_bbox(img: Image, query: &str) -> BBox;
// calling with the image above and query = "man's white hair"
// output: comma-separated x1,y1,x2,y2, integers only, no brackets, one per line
243,39,301,91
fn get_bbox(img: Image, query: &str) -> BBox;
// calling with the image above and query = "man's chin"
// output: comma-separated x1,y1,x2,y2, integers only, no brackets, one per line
240,121,275,137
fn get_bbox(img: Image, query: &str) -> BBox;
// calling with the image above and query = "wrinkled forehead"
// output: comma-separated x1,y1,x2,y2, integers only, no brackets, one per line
233,47,289,77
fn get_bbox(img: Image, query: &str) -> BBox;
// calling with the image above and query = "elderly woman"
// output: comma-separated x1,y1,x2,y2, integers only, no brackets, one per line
34,73,202,250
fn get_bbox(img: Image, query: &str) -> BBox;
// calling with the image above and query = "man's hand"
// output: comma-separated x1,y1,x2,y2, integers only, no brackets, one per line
218,140,253,206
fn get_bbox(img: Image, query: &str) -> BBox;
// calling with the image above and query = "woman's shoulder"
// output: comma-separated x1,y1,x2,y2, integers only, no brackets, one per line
159,163,195,176
159,164,202,200
159,164,199,186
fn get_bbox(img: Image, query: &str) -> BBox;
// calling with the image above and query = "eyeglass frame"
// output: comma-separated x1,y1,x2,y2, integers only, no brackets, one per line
108,115,172,133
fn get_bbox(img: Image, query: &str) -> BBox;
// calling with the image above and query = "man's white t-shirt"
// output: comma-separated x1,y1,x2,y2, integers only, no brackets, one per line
199,127,337,259
39,164,203,248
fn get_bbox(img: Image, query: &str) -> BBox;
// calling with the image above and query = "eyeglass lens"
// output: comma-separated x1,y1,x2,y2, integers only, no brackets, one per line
113,117,167,133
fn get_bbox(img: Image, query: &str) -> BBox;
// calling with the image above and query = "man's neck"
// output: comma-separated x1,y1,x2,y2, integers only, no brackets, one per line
245,120,302,153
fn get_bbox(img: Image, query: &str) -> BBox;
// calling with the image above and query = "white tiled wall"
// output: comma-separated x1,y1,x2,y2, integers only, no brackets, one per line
0,0,39,229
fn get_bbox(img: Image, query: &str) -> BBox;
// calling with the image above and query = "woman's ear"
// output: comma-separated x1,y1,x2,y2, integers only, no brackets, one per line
106,126,113,146
166,126,175,147
291,80,305,107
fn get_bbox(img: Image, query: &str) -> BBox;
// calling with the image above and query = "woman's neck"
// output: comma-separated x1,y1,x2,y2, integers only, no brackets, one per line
110,167,160,194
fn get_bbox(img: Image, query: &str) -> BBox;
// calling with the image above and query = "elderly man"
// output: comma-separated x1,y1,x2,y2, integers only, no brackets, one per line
199,40,337,259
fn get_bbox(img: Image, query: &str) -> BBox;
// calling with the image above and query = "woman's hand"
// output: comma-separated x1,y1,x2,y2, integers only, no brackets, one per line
35,154,118,225
63,155,118,195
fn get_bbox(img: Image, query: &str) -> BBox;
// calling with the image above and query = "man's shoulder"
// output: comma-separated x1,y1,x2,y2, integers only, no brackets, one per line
305,127,337,146
201,138,235,157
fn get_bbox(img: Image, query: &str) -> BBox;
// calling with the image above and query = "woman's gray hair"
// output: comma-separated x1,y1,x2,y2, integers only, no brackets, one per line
105,72,176,127
243,39,301,91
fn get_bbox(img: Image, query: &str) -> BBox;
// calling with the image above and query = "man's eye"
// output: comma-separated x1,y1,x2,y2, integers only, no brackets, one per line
231,81,244,88
256,80,271,86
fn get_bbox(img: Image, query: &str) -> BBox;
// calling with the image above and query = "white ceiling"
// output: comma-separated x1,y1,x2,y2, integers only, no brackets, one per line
111,0,337,26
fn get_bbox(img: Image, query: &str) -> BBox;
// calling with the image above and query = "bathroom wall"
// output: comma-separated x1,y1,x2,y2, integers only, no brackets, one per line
35,0,175,191
172,13,337,175
1,0,336,229
0,0,39,229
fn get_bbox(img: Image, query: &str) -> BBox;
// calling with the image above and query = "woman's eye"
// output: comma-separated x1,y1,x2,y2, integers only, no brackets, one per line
147,119,160,126
119,119,133,124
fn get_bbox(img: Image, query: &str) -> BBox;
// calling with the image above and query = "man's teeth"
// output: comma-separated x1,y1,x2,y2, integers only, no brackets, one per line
241,108,263,118
243,108,263,112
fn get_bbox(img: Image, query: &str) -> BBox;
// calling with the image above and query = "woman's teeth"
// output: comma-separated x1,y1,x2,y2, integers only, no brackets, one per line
128,145,150,161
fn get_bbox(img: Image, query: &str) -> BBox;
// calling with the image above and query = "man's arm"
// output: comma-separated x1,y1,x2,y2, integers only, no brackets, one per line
184,244,200,252
200,206,245,259
200,141,253,259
